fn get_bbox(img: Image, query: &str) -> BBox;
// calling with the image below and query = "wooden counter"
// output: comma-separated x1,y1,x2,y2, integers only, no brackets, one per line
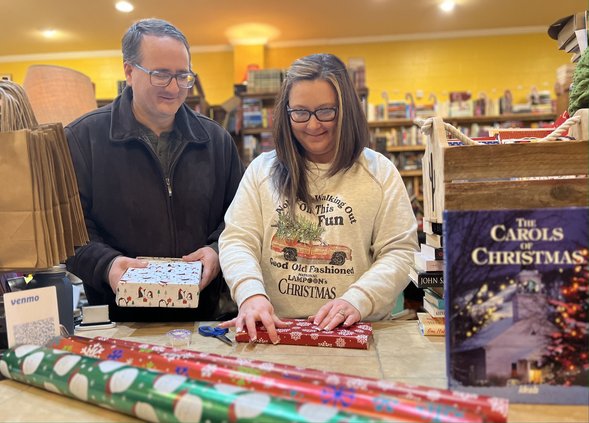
0,321,587,422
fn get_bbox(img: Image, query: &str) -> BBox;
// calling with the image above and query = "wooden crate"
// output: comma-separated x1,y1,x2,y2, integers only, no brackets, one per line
422,109,588,223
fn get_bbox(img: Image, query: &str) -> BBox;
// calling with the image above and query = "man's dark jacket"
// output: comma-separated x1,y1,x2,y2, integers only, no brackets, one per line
65,88,244,321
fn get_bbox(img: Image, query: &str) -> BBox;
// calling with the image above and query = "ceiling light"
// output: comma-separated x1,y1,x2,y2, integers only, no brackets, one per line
225,23,280,46
41,29,57,38
439,1,455,13
115,1,134,13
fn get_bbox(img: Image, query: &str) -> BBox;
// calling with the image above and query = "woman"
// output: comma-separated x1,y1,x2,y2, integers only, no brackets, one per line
219,53,418,343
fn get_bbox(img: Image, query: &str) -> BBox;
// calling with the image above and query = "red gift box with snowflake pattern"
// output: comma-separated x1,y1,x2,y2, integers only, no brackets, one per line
235,319,372,349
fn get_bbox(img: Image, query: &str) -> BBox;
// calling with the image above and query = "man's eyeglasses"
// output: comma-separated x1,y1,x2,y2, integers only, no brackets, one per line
287,107,338,123
132,63,196,89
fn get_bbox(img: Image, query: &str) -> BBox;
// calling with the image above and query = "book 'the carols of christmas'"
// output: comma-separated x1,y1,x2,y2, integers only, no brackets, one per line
444,207,588,405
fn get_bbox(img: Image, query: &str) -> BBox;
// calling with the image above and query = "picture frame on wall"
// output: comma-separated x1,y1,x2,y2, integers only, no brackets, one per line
1,74,12,81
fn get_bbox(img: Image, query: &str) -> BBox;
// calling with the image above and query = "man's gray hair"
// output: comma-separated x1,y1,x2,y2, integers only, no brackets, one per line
122,18,191,67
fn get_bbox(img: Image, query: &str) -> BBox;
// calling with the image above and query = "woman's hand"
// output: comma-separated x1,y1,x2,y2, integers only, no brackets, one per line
309,299,361,331
219,294,288,344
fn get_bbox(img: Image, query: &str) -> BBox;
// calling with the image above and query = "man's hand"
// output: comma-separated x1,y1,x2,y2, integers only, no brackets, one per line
108,256,148,293
182,246,220,290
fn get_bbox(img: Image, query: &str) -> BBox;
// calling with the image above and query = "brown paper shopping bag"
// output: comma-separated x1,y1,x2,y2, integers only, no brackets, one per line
44,123,88,247
0,129,51,270
0,80,88,271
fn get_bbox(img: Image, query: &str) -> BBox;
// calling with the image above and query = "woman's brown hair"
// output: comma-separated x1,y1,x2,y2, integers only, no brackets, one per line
271,53,370,212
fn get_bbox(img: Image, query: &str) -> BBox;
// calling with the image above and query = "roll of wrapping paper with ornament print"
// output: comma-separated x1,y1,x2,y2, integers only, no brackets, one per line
0,345,375,423
90,335,509,423
50,336,480,423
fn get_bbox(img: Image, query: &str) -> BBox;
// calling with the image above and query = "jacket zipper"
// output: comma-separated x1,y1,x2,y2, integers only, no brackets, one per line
139,135,177,253
165,177,172,197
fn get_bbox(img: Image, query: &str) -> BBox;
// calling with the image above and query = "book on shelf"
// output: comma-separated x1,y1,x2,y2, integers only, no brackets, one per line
424,287,445,309
425,232,443,248
414,103,436,119
394,151,422,171
448,101,474,118
414,252,444,272
423,297,445,318
447,136,498,147
256,131,274,155
562,33,581,54
373,127,424,148
386,101,410,119
409,266,444,288
422,219,443,236
417,312,445,336
347,57,366,91
246,69,283,94
571,49,584,64
241,135,257,164
242,97,263,129
373,134,388,154
427,285,444,298
421,243,444,261
487,127,555,143
444,207,588,405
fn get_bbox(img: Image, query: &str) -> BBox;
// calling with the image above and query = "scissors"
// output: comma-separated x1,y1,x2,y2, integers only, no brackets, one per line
198,325,233,346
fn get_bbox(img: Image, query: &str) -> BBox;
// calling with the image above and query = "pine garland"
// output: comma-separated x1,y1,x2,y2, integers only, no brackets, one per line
569,47,589,116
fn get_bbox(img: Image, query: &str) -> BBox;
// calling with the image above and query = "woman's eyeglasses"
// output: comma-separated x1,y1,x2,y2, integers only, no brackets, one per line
287,107,338,123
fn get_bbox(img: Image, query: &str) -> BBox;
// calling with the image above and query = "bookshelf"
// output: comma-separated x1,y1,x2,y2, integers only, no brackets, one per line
239,92,278,165
369,112,558,231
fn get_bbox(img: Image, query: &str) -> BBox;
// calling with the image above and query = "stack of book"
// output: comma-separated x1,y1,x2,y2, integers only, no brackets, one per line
413,103,436,119
242,97,263,129
246,69,284,93
410,223,444,289
548,11,588,63
417,286,445,336
411,219,446,336
371,127,425,149
347,57,366,91
422,286,444,319
386,101,411,119
447,91,473,117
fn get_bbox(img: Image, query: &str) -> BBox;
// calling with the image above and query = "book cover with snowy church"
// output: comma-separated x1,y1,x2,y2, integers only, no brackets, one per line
444,207,588,404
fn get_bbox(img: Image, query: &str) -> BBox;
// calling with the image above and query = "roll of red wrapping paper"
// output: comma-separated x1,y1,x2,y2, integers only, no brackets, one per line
53,336,490,422
89,335,508,423
1,345,373,423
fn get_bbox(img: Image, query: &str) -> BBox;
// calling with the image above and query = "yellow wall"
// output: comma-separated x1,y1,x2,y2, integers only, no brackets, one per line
1,56,123,100
0,32,570,107
266,33,570,105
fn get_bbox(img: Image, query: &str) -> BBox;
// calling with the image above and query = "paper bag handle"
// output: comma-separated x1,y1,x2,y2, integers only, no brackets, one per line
0,80,38,132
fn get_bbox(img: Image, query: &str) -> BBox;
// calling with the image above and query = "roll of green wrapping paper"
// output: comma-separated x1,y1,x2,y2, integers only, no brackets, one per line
50,336,479,423
0,345,374,423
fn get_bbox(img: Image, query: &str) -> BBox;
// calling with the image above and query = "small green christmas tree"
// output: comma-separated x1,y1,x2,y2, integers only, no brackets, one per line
273,212,324,242
569,48,589,116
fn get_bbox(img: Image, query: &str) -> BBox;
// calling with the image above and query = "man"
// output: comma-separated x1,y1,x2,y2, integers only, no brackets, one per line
66,19,243,321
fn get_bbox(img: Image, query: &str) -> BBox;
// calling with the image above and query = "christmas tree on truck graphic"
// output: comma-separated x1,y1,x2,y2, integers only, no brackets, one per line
271,213,352,265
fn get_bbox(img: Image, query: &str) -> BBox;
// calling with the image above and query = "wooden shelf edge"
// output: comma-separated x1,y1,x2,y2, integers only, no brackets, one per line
387,145,426,152
369,112,557,128
399,170,423,177
242,127,273,135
